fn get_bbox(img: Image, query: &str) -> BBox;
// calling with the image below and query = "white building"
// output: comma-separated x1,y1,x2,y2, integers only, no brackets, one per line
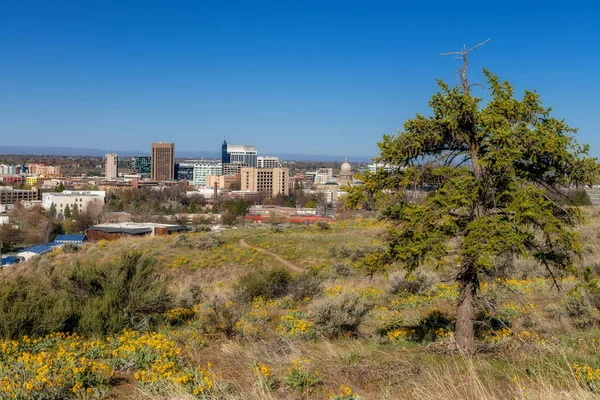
314,168,334,185
193,163,222,187
227,145,257,168
42,192,105,218
367,163,394,173
0,215,9,225
105,154,118,180
0,165,17,176
257,156,281,168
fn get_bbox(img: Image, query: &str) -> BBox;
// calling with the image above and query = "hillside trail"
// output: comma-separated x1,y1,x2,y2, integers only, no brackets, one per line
239,236,304,273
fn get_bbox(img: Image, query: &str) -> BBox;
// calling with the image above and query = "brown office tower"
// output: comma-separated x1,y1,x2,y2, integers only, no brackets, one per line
151,142,175,181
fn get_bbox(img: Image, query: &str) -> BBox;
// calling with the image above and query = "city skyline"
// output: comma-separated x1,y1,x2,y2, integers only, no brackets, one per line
1,2,599,157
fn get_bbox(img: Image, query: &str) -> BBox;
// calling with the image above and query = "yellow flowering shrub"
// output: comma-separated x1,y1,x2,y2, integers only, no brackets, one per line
573,363,600,390
276,311,314,339
329,385,363,399
282,358,322,392
0,333,113,399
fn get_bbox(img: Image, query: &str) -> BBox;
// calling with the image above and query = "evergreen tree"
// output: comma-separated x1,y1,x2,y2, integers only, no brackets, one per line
64,205,71,219
347,46,599,354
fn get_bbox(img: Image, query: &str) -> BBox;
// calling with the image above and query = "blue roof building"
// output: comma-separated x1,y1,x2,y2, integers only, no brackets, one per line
17,242,63,261
54,234,87,244
1,256,19,267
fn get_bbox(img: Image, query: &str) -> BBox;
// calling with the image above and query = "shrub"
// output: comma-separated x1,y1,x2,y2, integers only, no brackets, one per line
310,292,373,338
388,271,437,295
193,225,212,232
61,243,80,253
192,234,224,250
333,262,353,277
412,309,454,342
234,267,293,302
282,358,322,392
563,290,599,329
0,250,173,339
315,221,330,231
288,272,323,301
270,224,284,233
199,296,244,338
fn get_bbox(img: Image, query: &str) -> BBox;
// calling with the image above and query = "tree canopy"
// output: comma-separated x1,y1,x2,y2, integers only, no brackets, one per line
347,68,599,354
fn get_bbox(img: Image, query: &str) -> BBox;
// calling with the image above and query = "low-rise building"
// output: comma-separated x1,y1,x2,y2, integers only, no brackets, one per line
205,174,240,190
42,191,105,217
86,222,189,241
17,242,63,261
26,163,62,176
0,187,41,205
54,234,87,244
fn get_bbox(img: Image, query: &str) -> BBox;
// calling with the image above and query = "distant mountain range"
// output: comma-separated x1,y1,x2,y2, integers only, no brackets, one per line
0,146,373,163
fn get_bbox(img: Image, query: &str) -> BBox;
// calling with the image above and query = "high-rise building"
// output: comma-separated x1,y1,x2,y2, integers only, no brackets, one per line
151,143,175,181
257,156,281,168
240,167,289,196
105,154,118,180
221,140,231,174
175,163,195,181
193,163,222,187
314,168,334,185
221,140,257,174
131,156,152,176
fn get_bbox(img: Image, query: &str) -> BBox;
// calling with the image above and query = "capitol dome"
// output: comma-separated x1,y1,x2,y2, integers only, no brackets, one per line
341,158,352,172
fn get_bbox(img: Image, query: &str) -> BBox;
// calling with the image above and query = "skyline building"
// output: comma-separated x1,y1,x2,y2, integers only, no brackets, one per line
131,156,151,176
257,156,281,168
105,154,118,180
221,140,257,174
240,167,289,196
151,142,175,181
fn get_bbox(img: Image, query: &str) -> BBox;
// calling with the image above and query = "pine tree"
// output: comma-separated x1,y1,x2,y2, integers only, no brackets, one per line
347,43,599,354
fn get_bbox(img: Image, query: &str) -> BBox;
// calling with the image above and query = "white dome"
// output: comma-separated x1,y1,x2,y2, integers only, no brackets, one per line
341,159,352,172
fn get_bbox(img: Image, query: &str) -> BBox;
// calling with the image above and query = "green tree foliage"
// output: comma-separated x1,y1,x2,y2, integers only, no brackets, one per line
0,250,172,338
347,68,599,354
221,198,249,217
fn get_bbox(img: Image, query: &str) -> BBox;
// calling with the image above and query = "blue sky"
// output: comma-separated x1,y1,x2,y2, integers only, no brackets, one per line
1,1,599,158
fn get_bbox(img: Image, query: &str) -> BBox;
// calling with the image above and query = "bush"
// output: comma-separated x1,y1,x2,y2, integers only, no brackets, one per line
193,225,212,232
412,309,454,342
0,250,173,339
61,243,80,253
333,262,353,277
310,292,373,338
200,296,244,338
192,234,224,250
315,221,330,230
288,272,323,301
271,224,284,233
234,267,293,302
563,290,599,329
388,271,437,295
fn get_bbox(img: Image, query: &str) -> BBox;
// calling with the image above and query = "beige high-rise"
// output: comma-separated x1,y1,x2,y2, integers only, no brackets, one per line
105,154,118,180
151,143,175,181
240,167,289,196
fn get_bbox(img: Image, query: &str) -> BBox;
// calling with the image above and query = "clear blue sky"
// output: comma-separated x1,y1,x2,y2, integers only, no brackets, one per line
1,1,599,158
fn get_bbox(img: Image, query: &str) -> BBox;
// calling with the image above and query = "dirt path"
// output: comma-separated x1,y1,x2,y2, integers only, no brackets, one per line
239,237,304,273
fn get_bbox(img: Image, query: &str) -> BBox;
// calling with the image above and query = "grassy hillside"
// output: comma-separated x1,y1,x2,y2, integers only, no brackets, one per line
2,214,600,399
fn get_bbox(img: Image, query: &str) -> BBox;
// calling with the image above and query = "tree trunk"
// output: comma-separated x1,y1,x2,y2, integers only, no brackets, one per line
455,262,478,355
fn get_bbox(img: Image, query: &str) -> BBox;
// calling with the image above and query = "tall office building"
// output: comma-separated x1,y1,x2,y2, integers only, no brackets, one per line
240,167,289,196
221,140,257,175
131,156,152,176
151,142,175,181
105,154,118,180
257,156,281,168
